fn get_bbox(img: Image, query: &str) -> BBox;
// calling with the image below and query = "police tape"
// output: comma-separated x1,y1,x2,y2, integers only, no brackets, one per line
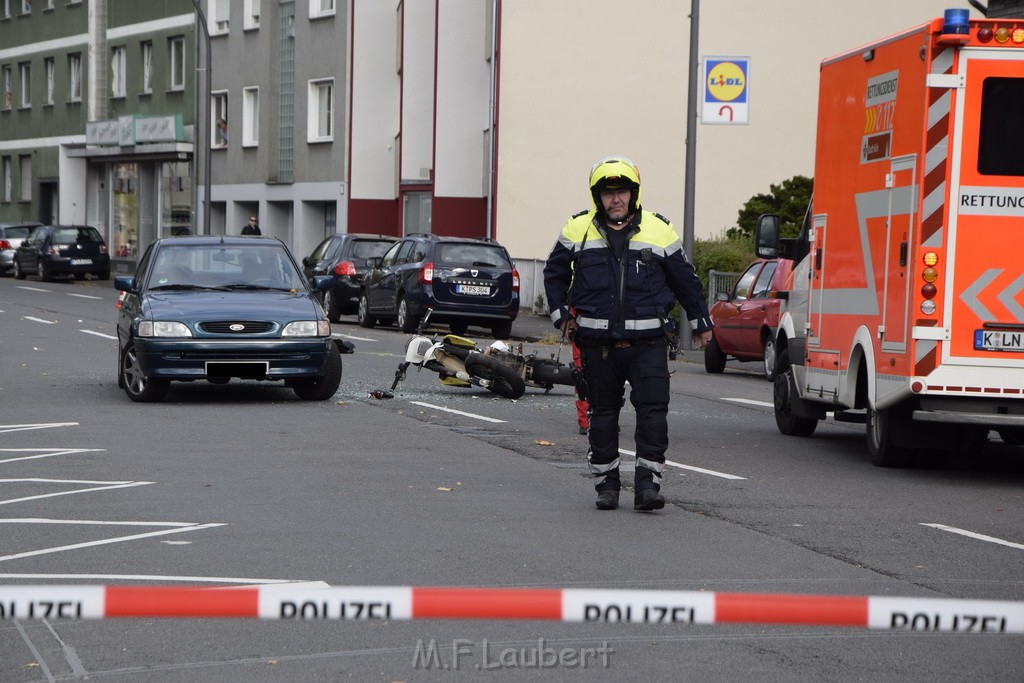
1,585,1022,633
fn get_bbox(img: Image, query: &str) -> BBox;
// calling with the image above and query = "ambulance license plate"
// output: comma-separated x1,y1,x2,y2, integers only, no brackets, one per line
456,284,490,296
974,329,1024,353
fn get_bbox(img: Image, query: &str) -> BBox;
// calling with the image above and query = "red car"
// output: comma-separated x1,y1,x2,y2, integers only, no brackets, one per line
705,257,792,379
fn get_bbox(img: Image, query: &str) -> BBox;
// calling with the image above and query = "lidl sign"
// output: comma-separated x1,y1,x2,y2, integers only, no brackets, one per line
703,57,750,125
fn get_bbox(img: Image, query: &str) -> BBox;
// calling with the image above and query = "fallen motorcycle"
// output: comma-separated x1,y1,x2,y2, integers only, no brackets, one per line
389,311,574,400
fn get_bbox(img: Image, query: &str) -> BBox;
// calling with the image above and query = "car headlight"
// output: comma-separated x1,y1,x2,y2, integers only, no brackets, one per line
282,320,331,337
138,320,193,338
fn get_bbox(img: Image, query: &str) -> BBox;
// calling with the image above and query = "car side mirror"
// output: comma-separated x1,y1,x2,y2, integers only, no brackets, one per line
114,275,137,294
755,214,780,259
715,292,729,302
369,256,382,269
302,256,311,267
311,275,334,291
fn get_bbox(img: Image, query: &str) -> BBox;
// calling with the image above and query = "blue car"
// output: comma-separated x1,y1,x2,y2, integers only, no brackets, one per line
115,235,341,402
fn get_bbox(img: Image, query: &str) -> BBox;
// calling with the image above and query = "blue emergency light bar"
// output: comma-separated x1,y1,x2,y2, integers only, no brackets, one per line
943,8,970,35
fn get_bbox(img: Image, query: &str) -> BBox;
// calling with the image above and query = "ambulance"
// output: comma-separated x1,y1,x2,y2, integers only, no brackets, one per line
755,10,1024,466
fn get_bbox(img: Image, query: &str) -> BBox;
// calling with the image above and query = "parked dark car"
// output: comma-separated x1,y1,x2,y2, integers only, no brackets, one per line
0,221,42,275
705,257,792,380
12,224,111,281
357,233,520,339
300,233,397,322
114,235,341,403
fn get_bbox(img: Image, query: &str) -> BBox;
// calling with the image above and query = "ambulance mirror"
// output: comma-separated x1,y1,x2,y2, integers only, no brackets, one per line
755,214,780,259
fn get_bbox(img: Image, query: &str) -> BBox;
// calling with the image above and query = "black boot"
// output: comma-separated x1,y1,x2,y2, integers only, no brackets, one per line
634,489,664,512
595,490,619,510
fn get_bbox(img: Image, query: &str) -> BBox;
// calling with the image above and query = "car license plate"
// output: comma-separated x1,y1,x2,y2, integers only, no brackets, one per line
456,284,490,296
69,258,92,265
205,361,269,377
974,329,1024,352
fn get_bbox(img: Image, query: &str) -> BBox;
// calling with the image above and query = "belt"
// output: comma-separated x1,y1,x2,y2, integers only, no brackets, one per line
579,336,664,349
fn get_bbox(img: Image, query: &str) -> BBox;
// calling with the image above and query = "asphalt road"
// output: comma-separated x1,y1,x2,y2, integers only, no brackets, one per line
0,275,1022,681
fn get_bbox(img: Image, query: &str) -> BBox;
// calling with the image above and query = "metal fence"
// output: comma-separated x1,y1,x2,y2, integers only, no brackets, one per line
707,269,740,307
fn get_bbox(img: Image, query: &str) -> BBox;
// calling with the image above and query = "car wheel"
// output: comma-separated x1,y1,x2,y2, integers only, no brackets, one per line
322,289,342,323
98,267,110,281
762,333,778,381
397,296,420,333
491,319,513,340
13,259,25,280
74,273,85,281
465,352,526,399
704,334,727,373
449,321,469,336
866,403,914,467
773,348,818,437
121,342,170,403
38,259,52,282
357,292,376,328
293,343,343,400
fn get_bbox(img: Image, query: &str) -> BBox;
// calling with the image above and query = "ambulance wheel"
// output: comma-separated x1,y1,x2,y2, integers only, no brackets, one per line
866,404,914,467
773,348,817,437
704,335,726,374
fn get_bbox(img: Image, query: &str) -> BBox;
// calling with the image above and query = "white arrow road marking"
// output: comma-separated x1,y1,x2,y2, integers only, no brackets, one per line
409,401,506,423
23,316,57,324
67,293,102,300
723,398,773,408
921,523,1024,551
0,573,329,587
0,479,153,506
0,523,226,563
80,329,117,340
16,286,49,292
0,422,79,434
334,332,377,342
617,448,746,480
0,448,104,464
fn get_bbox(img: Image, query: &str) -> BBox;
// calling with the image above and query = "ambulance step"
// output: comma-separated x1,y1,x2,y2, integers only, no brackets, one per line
833,410,867,424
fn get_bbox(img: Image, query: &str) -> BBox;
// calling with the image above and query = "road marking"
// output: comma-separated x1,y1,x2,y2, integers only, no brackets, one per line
409,401,506,423
0,518,201,527
921,523,1024,551
0,479,153,506
0,422,79,434
17,286,49,292
24,315,57,324
0,573,329,586
80,329,117,340
0,448,103,464
334,332,377,342
0,523,226,563
618,448,746,480
67,293,102,300
723,398,773,408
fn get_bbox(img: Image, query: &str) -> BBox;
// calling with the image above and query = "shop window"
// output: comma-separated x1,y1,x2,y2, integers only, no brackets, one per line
111,163,139,258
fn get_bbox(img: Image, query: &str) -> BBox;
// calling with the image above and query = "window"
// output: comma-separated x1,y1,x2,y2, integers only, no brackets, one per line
20,0,29,15
211,91,228,147
242,86,258,146
244,0,260,29
2,157,11,202
2,65,11,111
308,79,334,142
750,262,778,299
69,53,81,101
19,155,31,201
111,46,126,98
169,37,185,90
141,42,153,93
731,263,761,302
978,77,1024,177
310,0,334,18
2,0,9,20
18,62,30,108
44,57,53,104
209,0,229,33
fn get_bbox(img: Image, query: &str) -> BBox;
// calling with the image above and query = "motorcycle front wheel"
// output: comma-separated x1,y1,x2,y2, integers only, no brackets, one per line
465,353,526,400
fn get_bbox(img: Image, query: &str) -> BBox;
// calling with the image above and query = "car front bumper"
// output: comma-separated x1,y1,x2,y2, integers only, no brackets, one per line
132,337,333,380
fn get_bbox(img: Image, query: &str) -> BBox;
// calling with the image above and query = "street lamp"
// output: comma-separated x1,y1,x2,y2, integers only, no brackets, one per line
190,0,212,234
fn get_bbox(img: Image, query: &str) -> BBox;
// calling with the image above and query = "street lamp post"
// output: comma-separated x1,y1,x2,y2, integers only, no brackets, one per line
682,0,700,349
190,0,212,234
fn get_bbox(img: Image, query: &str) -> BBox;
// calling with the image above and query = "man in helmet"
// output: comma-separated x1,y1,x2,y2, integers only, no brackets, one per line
543,156,714,512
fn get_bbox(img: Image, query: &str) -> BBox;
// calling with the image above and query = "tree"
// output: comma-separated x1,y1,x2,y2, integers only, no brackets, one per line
728,175,813,240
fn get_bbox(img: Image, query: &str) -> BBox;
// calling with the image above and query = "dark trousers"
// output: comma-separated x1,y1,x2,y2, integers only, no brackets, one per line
579,339,670,492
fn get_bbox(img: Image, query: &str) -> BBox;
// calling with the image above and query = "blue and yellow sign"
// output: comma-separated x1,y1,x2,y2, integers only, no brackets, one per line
702,57,750,125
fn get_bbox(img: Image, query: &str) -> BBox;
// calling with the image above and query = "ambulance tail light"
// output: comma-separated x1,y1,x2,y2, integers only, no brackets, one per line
920,251,940,315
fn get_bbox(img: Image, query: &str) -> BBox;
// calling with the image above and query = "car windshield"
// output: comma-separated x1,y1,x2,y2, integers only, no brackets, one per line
350,239,394,260
436,243,510,268
53,227,104,245
148,244,304,291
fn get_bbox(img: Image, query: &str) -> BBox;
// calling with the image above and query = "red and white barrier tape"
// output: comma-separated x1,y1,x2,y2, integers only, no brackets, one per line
1,586,1021,633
